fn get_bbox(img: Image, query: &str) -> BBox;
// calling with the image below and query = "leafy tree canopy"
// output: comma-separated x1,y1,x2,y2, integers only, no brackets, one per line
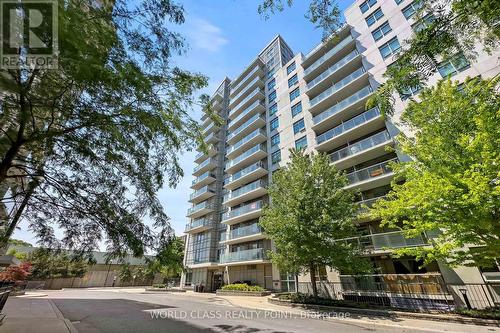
372,78,500,267
26,248,90,279
260,150,370,296
0,0,218,258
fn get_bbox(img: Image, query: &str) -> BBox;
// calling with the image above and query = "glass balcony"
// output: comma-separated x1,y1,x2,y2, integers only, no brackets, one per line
205,132,219,144
356,195,387,214
223,180,266,203
225,144,266,171
309,67,367,108
189,185,216,201
228,101,265,130
192,171,215,186
185,217,213,232
227,113,265,142
317,107,381,145
346,158,397,186
231,65,263,96
228,223,262,240
227,129,266,156
193,157,217,175
329,130,392,163
229,89,264,119
304,35,354,76
313,85,373,125
338,231,428,251
219,248,267,263
229,76,262,107
186,201,214,217
225,162,266,185
223,200,263,221
307,50,359,90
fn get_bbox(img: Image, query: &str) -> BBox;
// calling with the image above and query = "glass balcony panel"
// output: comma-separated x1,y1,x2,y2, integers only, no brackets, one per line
309,67,366,107
307,50,359,90
313,86,373,125
224,180,266,202
220,248,267,263
230,76,261,105
225,144,266,170
192,171,214,185
187,201,214,215
227,129,266,155
304,35,354,76
225,162,266,185
190,185,215,200
223,201,262,220
329,130,391,163
229,101,264,128
231,66,261,94
316,107,381,144
229,223,262,239
185,217,213,231
346,158,397,185
370,231,427,250
229,89,263,118
227,113,264,141
193,158,216,174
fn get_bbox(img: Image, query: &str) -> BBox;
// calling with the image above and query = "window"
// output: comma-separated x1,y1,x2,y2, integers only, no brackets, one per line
270,117,279,131
268,79,276,90
287,62,296,75
268,90,276,103
291,102,302,118
269,103,278,116
271,150,281,164
288,74,298,88
289,87,300,102
295,136,308,150
371,21,392,41
366,8,384,27
267,67,277,79
359,0,376,14
437,53,470,77
412,14,435,32
394,0,404,4
379,37,401,59
402,1,423,19
293,118,305,134
271,133,280,147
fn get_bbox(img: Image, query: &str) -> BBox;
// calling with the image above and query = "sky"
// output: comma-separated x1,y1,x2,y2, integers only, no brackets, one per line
13,0,354,247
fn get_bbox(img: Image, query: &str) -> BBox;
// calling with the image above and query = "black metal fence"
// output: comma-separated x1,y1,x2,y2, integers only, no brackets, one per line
0,282,14,314
297,278,499,313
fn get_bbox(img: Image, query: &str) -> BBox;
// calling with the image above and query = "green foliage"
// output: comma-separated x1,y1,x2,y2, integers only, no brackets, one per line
221,283,265,292
455,308,500,320
368,0,500,114
27,248,89,279
8,239,33,247
372,78,500,266
260,150,371,296
152,283,166,289
278,293,375,308
258,0,341,40
119,264,134,283
0,0,218,257
146,236,185,278
7,248,28,261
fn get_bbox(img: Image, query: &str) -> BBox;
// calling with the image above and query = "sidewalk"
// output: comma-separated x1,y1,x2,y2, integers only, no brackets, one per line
0,293,77,333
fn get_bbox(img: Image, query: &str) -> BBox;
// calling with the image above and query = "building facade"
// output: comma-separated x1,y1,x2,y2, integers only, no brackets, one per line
181,0,499,292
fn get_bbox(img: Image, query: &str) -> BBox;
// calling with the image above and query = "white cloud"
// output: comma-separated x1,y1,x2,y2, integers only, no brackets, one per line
187,18,228,53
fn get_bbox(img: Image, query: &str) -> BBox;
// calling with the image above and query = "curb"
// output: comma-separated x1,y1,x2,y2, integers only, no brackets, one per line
48,299,79,333
268,298,500,327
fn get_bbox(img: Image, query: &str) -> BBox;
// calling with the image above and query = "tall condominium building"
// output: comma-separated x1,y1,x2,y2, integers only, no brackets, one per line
181,0,499,292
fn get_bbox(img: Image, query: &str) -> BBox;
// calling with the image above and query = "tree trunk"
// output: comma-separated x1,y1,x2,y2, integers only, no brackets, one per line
309,263,318,298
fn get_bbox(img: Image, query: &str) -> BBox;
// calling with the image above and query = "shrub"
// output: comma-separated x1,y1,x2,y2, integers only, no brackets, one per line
455,308,500,320
277,293,372,308
221,283,265,292
152,284,166,288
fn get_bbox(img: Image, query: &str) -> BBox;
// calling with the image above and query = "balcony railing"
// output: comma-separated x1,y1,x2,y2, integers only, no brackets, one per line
227,113,264,141
334,231,429,251
317,107,381,145
307,50,359,90
229,100,265,129
231,64,262,93
346,158,397,185
304,35,354,76
219,248,267,263
189,185,215,200
356,195,387,214
193,158,216,174
223,201,263,221
310,67,367,108
228,223,262,240
230,76,261,106
225,144,266,170
225,162,266,185
192,171,215,185
227,129,266,155
185,217,213,231
229,89,263,118
187,201,214,216
313,85,373,125
224,180,266,202
329,130,391,163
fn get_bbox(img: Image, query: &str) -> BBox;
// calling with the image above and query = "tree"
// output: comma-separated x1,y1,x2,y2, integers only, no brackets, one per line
0,262,32,282
260,150,370,297
26,248,90,279
8,239,33,247
0,0,219,257
146,236,185,278
372,78,500,267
